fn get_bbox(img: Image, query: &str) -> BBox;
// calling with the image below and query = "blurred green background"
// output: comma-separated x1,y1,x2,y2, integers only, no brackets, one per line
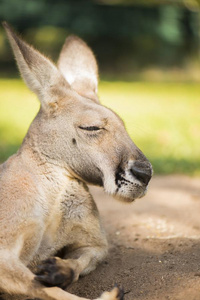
0,0,200,175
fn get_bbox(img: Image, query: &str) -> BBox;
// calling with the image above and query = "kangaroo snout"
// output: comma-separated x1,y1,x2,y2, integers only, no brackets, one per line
130,161,152,186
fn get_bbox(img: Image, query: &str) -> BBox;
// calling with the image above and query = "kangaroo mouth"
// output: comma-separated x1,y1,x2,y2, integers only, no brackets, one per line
113,164,151,202
114,183,146,203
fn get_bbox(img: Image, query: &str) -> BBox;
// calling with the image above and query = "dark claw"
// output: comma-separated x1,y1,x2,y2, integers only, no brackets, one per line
114,284,124,300
117,287,124,300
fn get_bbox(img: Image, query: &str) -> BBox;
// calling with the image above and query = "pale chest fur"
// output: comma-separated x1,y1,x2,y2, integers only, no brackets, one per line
27,174,96,268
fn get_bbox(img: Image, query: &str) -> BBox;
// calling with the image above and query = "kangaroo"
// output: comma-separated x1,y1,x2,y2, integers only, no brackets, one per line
0,22,152,300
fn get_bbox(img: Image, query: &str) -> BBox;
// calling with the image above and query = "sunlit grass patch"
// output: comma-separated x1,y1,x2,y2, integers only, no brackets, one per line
0,79,199,175
100,81,200,175
0,79,39,161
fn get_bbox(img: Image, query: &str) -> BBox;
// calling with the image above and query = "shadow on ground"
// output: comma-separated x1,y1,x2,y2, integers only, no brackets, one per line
68,176,200,300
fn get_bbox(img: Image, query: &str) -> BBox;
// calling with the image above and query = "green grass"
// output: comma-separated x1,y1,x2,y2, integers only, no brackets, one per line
0,79,200,175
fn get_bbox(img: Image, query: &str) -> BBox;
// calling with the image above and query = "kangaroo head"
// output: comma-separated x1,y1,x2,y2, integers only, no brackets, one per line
3,22,152,202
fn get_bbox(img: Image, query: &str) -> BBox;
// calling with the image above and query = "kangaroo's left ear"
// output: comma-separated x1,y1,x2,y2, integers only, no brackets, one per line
57,35,99,103
3,22,69,109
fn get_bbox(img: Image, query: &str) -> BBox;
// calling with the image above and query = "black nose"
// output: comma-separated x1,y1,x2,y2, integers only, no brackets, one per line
130,163,152,185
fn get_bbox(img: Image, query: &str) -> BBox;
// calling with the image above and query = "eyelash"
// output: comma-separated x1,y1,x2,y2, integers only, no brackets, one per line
79,126,101,131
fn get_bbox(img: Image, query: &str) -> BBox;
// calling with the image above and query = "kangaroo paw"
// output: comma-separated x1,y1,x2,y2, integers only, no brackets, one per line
35,257,74,290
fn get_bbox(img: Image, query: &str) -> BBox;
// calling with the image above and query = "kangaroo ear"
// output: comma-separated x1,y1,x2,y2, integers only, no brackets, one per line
3,22,68,108
57,35,99,103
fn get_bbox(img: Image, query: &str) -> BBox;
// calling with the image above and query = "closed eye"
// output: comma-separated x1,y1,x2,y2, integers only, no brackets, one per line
79,126,101,131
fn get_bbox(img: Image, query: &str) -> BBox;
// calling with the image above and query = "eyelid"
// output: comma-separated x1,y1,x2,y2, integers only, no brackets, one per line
78,126,101,131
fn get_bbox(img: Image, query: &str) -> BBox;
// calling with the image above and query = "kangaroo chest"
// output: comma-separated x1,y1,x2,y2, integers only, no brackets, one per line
28,189,92,268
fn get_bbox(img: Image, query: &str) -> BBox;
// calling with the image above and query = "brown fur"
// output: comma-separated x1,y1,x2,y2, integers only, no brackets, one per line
0,22,152,300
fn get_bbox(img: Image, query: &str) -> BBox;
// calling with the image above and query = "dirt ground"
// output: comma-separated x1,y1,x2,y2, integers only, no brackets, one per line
68,175,200,300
